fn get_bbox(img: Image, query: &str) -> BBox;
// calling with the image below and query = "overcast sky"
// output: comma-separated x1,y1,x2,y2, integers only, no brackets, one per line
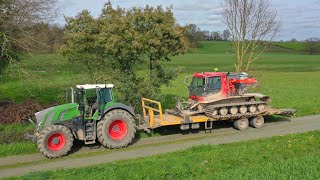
58,0,320,41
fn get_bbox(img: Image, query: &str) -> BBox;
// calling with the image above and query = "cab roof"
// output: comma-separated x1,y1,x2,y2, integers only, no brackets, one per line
193,72,225,78
76,84,114,90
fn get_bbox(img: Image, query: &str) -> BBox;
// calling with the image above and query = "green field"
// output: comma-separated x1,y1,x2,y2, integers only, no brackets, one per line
0,41,320,157
8,131,320,179
272,42,306,52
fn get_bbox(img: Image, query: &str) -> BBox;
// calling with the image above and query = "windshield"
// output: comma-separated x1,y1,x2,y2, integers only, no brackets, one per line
99,88,113,104
189,77,206,96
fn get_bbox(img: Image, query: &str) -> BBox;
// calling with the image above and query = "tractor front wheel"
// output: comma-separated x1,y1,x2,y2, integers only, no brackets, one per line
37,125,74,158
97,109,136,149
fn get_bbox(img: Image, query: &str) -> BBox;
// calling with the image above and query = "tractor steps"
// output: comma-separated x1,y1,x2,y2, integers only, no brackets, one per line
84,120,96,144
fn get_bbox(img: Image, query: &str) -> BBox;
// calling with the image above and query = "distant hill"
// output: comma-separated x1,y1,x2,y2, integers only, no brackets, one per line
193,41,303,54
272,42,305,52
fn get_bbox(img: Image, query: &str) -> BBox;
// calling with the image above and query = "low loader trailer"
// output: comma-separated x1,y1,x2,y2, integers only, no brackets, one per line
140,98,295,131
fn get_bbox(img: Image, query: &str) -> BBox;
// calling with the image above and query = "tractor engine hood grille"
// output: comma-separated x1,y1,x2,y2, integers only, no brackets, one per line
35,107,54,124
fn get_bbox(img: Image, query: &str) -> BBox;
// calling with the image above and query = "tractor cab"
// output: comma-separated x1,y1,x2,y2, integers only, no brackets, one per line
73,84,114,118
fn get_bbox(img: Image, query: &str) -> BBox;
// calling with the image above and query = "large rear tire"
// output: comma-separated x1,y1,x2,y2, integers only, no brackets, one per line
233,118,249,131
97,109,136,149
37,125,74,158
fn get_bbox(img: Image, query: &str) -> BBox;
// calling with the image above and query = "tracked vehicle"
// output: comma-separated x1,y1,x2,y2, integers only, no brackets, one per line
170,72,274,119
142,72,296,131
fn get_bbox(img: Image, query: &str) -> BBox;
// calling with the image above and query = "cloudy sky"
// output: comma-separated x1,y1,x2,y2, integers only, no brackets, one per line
58,0,320,41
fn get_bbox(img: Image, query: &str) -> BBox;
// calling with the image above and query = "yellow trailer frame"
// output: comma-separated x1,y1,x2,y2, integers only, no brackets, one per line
141,98,295,130
141,98,211,129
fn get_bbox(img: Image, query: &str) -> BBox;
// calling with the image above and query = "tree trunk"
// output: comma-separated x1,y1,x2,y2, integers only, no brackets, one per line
149,58,154,83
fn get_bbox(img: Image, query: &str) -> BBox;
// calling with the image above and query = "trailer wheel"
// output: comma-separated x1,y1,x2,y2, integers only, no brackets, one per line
97,109,136,149
233,118,249,131
37,125,74,158
249,116,264,128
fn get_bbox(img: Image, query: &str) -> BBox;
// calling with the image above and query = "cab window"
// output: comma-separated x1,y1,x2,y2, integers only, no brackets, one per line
208,76,221,92
99,88,113,104
191,78,205,87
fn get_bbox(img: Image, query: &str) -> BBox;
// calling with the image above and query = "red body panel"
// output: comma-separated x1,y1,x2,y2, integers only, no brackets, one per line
191,72,229,103
190,72,257,103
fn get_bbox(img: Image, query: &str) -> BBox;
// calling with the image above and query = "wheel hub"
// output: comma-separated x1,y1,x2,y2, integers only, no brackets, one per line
108,120,128,140
47,133,66,151
112,125,119,132
52,137,60,145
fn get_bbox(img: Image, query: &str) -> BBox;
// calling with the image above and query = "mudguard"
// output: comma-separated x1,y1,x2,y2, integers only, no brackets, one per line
101,103,135,118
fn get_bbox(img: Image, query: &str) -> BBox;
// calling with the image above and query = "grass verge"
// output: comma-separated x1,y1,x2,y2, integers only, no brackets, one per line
0,123,37,157
8,130,320,179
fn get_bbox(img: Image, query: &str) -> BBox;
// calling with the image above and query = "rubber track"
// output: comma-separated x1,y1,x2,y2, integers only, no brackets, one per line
204,101,268,120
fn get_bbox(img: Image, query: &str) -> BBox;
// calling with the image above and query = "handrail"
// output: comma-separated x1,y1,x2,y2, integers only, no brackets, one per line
141,98,163,128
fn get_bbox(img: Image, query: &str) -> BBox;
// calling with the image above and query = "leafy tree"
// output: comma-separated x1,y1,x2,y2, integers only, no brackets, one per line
62,10,104,78
62,2,186,111
290,38,298,42
183,24,205,47
130,5,186,88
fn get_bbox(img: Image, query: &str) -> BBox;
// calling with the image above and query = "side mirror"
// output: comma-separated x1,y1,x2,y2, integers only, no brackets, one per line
65,88,75,103
65,91,68,103
184,75,192,85
70,88,74,103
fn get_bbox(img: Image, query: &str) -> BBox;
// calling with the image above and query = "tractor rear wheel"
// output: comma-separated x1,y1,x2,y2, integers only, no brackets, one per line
97,109,136,149
233,118,249,131
249,116,265,128
37,125,74,158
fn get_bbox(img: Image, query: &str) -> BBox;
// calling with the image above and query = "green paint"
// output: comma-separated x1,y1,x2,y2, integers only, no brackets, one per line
38,87,121,130
39,103,80,130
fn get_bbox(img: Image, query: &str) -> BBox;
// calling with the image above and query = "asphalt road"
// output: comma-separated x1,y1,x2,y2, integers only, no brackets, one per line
0,115,320,178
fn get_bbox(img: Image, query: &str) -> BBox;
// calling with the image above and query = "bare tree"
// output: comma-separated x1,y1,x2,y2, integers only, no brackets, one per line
0,0,59,74
223,0,281,72
211,31,222,41
222,29,231,41
305,37,320,55
290,38,298,42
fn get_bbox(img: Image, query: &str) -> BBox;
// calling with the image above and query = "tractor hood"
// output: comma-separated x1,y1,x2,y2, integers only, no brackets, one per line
35,103,80,130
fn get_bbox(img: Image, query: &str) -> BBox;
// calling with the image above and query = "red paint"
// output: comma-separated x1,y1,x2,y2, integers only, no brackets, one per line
221,74,229,96
193,72,224,78
190,95,204,101
108,120,128,140
228,80,237,95
230,78,257,84
47,133,66,151
191,72,257,98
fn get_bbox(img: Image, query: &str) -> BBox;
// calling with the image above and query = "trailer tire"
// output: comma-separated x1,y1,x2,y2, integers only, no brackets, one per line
233,118,249,131
37,125,74,158
97,109,136,149
249,116,264,128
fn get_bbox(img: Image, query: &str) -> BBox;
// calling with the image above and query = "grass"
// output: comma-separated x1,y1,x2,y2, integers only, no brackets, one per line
272,41,306,52
8,130,320,179
0,54,88,103
0,41,320,157
0,123,38,157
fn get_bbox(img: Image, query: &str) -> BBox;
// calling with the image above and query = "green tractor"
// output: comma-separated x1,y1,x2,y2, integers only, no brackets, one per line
32,84,137,158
